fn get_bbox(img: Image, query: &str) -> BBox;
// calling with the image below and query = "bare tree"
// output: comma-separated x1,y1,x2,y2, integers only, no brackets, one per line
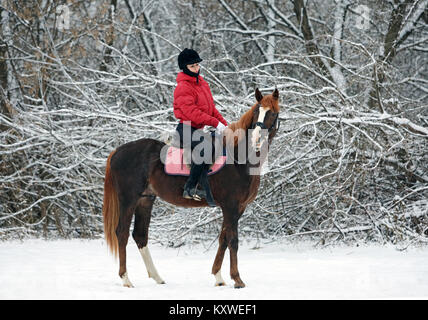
1,0,427,245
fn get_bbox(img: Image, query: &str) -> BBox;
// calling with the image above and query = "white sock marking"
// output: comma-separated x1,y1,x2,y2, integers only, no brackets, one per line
139,246,165,284
121,271,134,288
214,269,226,286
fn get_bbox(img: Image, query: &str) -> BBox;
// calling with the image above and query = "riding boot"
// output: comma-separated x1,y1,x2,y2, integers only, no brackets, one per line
193,183,207,200
183,163,205,200
198,164,217,207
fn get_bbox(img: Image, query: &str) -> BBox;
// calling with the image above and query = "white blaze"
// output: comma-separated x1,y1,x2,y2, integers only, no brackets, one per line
251,107,269,149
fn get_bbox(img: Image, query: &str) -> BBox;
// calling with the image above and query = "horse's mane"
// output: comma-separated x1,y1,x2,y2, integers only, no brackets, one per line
228,103,258,133
223,103,258,147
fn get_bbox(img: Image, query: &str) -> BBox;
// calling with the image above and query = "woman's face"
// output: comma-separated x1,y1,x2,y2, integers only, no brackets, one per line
187,62,200,73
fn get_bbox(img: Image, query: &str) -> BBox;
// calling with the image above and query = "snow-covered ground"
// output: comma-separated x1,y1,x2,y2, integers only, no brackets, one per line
0,239,427,300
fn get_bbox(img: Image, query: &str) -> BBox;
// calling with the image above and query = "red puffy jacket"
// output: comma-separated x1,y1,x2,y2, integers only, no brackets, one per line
173,72,227,129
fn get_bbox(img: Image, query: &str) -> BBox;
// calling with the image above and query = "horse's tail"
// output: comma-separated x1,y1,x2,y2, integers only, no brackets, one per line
102,149,119,258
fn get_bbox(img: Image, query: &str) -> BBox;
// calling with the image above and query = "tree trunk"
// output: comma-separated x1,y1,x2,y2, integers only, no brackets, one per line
368,0,416,111
0,4,17,121
100,0,117,72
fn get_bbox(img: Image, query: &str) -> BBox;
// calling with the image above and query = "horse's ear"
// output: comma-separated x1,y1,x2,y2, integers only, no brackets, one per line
255,88,263,102
272,88,279,100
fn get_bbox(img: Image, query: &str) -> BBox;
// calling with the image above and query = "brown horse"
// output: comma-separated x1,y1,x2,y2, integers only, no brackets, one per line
102,88,280,288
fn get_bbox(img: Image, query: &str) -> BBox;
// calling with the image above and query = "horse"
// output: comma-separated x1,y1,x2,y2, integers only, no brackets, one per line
102,88,280,288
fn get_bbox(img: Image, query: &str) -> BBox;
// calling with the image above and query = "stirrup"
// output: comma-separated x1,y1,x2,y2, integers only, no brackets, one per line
193,185,207,200
183,186,206,201
192,193,203,201
191,186,207,201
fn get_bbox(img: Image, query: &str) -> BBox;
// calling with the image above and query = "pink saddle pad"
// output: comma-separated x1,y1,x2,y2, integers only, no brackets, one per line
164,146,226,176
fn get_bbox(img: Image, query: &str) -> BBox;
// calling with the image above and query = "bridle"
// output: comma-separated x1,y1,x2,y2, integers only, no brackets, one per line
252,104,280,132
229,105,280,166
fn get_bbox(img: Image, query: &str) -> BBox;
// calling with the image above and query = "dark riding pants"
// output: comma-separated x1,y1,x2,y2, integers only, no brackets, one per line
176,122,217,164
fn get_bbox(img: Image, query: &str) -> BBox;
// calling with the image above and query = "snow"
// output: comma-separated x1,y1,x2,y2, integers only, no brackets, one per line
398,0,428,42
1,239,428,300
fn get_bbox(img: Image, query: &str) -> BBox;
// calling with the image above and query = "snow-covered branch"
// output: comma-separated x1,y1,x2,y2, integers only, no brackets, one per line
1,0,426,245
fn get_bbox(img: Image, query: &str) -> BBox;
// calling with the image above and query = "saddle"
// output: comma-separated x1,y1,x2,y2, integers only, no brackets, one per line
164,133,226,176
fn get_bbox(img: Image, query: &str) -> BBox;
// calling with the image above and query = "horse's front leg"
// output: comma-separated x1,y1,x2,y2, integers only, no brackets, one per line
227,216,245,289
211,222,227,286
214,206,245,288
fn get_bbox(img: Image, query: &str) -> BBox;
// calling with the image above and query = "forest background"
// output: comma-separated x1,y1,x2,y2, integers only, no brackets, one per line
1,0,427,247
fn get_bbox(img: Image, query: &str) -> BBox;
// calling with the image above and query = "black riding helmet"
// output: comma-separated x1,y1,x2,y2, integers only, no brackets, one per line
178,48,203,70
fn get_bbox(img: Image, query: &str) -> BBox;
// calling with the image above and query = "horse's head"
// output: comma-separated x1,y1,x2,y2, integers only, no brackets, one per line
250,88,280,152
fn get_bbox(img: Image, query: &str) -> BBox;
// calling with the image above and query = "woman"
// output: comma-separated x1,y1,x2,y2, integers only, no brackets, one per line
173,48,228,207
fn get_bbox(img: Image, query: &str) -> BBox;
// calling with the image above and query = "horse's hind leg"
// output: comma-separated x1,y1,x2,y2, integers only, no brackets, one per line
116,199,137,288
132,195,165,284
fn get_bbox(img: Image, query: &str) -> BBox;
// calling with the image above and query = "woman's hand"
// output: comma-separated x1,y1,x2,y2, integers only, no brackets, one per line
216,122,227,135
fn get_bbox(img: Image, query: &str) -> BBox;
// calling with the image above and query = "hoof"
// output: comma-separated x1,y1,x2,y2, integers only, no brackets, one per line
215,282,226,287
234,283,246,289
121,272,134,288
151,279,165,284
150,275,165,284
